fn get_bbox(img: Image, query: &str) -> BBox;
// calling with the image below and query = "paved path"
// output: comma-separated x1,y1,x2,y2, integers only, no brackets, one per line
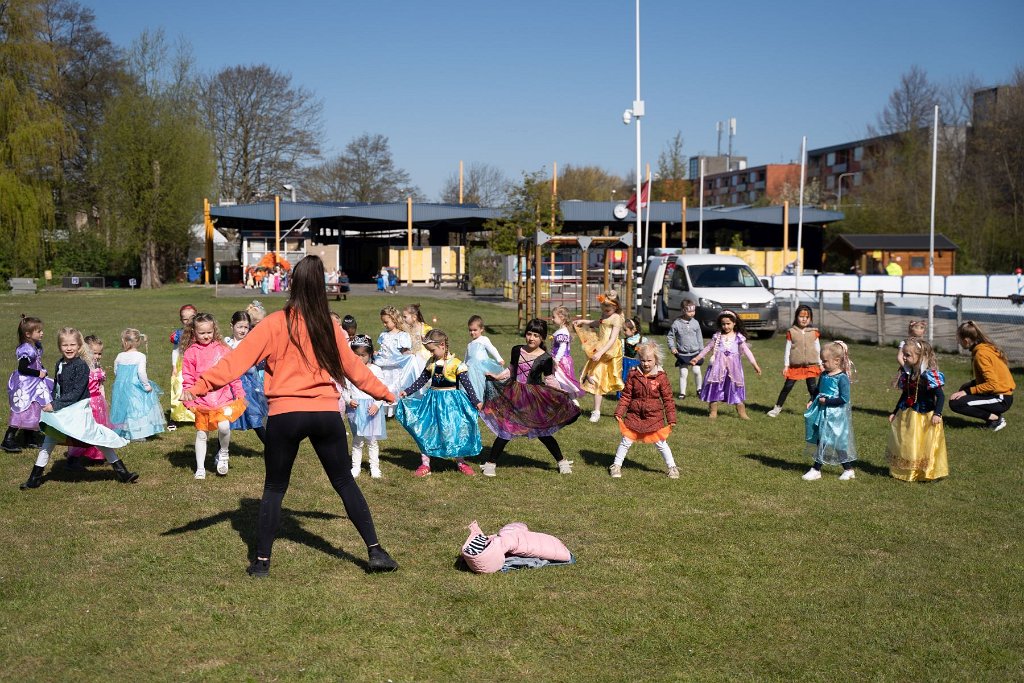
214,283,516,308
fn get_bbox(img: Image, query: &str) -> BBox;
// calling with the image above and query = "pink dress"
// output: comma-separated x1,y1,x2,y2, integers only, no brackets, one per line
68,366,112,461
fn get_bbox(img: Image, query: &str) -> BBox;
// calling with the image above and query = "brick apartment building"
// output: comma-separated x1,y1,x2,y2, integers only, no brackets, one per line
700,163,801,206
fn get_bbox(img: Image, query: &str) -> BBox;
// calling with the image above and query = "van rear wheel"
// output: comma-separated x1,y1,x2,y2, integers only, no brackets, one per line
754,331,775,340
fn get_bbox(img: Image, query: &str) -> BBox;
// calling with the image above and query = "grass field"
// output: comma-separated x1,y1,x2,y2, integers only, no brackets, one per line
1,286,1022,681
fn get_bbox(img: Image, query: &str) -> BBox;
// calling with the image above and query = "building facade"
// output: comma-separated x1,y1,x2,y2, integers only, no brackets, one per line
700,164,801,206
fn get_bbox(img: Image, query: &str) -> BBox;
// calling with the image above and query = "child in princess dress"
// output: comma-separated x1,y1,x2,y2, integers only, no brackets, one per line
224,311,268,444
4,315,53,452
690,310,762,419
887,338,948,482
376,306,418,414
802,341,857,481
549,306,584,400
464,314,505,401
573,290,625,423
341,335,388,479
611,340,678,479
67,335,114,468
109,328,166,442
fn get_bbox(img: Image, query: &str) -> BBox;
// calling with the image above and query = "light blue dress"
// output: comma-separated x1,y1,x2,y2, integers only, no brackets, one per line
343,364,388,439
804,372,856,465
465,336,505,403
375,330,419,396
396,358,482,459
225,337,267,430
109,355,166,440
42,399,128,449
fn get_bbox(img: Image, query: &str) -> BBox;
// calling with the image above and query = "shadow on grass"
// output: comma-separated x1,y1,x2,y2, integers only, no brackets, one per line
577,448,661,473
164,448,198,471
36,458,120,484
741,452,892,477
161,497,366,569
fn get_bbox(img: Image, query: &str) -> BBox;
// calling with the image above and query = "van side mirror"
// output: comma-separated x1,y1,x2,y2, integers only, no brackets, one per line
760,278,771,290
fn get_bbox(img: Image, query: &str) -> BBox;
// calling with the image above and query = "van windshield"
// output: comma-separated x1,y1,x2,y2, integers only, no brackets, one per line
687,264,762,288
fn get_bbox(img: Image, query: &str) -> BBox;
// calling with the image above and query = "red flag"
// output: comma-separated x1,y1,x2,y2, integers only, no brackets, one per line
625,180,651,214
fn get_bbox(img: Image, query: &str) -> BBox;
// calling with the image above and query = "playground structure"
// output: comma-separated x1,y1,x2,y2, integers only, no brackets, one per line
516,230,635,331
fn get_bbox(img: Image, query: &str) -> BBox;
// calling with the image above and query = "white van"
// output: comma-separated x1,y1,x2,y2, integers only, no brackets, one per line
642,254,778,338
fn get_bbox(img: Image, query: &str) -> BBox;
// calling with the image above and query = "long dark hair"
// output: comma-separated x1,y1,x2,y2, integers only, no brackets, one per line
284,256,345,382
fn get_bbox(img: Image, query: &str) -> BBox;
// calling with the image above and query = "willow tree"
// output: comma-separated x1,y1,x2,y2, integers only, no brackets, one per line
0,1,71,279
92,31,214,287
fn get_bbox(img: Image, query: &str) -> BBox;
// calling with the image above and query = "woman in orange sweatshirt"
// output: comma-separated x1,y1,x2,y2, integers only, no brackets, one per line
949,321,1015,431
184,255,398,577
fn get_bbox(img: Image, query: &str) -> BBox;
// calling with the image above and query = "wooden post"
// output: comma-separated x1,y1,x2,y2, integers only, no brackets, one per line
581,249,588,318
204,198,213,285
603,248,611,293
534,237,543,321
681,197,687,249
406,196,413,287
274,195,281,261
459,160,464,205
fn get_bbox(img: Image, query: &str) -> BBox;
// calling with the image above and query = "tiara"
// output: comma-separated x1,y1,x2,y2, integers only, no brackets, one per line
350,334,372,348
720,309,737,318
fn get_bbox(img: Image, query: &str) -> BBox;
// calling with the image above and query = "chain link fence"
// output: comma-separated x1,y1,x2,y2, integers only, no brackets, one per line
772,288,1024,365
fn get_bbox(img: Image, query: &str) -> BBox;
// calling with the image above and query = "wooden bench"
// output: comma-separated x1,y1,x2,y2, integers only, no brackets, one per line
325,282,350,301
8,278,37,294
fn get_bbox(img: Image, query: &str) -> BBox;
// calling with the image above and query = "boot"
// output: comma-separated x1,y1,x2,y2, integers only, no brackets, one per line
20,465,44,490
2,427,22,453
111,460,139,484
66,456,85,472
31,430,46,448
367,545,398,572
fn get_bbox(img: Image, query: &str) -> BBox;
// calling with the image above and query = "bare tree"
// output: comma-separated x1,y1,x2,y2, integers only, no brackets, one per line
438,162,510,205
874,65,940,136
200,64,322,203
303,133,420,203
655,131,688,200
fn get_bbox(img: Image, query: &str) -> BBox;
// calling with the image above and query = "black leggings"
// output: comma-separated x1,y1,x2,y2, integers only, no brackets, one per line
776,377,819,407
489,436,563,464
949,392,1013,422
257,411,378,559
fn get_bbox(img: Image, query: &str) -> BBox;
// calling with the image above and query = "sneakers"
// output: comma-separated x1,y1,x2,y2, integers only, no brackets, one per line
413,464,431,477
194,469,207,480
367,545,399,572
216,451,229,476
801,468,822,481
481,462,497,477
351,466,361,479
557,459,574,475
589,411,600,423
609,464,622,478
246,558,270,578
370,467,382,479
987,417,1007,432
667,466,680,479
457,462,476,477
767,405,783,418
839,469,856,481
678,393,686,400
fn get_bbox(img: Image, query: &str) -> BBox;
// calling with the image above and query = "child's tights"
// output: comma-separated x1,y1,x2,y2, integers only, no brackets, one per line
36,436,120,467
352,436,379,471
613,436,675,468
196,420,230,471
679,366,703,395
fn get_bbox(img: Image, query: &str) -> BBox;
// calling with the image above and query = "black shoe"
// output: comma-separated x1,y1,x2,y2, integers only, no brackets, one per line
20,465,44,490
246,558,270,578
111,460,139,483
367,545,398,573
2,428,21,453
987,417,1007,432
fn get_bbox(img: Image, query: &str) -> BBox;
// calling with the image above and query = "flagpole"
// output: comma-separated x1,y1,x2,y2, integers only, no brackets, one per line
698,158,704,253
928,105,938,344
795,136,806,303
643,166,652,264
633,0,642,317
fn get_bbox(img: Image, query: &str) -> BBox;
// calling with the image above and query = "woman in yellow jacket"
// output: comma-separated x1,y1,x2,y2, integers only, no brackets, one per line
949,321,1015,431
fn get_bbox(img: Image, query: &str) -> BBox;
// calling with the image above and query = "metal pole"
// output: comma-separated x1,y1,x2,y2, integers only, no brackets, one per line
795,136,807,302
928,105,939,344
681,196,687,249
698,159,704,253
406,196,413,287
633,0,643,315
274,195,281,261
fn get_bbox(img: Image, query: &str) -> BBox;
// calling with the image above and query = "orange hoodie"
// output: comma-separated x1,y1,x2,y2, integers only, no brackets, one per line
190,310,394,415
969,342,1015,395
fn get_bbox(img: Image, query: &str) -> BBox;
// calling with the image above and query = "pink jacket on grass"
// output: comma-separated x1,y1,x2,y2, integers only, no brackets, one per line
181,342,245,410
461,520,572,574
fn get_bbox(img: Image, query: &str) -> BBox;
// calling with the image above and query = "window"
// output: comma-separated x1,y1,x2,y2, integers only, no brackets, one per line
670,267,689,291
827,152,836,166
687,264,762,288
854,146,863,162
911,256,925,269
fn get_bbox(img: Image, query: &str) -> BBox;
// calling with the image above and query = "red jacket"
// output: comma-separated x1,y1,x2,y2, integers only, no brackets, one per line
615,368,676,434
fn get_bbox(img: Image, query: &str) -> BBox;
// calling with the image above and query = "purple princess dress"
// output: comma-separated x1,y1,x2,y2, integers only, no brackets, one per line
7,342,54,429
480,346,580,440
550,326,584,398
692,332,758,405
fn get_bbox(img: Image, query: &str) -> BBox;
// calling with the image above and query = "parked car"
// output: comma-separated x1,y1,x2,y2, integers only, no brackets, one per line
642,254,778,338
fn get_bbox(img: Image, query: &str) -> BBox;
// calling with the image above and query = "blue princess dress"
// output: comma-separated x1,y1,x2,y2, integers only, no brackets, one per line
396,356,482,459
376,329,420,397
465,336,505,402
342,363,388,440
804,371,856,465
109,351,166,440
225,337,268,431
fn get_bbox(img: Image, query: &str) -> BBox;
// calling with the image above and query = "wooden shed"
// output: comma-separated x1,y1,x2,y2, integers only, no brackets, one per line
826,233,959,275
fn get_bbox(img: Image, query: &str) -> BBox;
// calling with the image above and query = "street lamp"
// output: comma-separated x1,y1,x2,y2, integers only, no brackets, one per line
282,183,297,203
621,0,644,316
836,172,855,209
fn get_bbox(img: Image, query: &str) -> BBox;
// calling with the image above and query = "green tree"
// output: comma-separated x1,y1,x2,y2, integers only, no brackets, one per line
557,164,623,201
483,170,561,255
91,30,214,287
0,0,70,279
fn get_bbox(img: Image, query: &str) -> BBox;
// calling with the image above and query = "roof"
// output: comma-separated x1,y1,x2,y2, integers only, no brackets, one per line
560,201,842,225
828,233,959,251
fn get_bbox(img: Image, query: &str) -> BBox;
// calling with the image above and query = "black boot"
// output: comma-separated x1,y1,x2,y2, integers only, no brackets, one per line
367,545,399,573
246,557,270,578
31,430,46,448
2,427,22,453
66,456,85,472
20,465,44,489
110,460,139,484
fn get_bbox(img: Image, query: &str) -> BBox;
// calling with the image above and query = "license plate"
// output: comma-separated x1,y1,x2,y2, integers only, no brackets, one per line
738,313,759,320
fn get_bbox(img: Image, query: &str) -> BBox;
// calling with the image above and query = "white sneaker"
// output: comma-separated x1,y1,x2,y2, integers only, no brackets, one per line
194,469,206,480
678,393,686,400
370,468,382,479
767,405,782,418
351,466,360,478
216,452,229,476
801,468,822,481
667,466,680,479
558,459,574,475
589,411,600,423
839,469,856,481
481,462,497,477
609,464,622,478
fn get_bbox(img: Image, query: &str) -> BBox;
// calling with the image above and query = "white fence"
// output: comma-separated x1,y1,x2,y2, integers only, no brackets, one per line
766,273,1024,299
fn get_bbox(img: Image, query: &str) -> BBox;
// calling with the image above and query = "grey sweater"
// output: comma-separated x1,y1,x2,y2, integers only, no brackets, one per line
667,318,703,356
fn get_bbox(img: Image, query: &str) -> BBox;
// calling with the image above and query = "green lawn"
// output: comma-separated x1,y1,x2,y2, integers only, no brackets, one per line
1,286,1022,681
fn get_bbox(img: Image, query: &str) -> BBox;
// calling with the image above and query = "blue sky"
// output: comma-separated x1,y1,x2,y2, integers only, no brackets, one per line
84,0,1023,200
